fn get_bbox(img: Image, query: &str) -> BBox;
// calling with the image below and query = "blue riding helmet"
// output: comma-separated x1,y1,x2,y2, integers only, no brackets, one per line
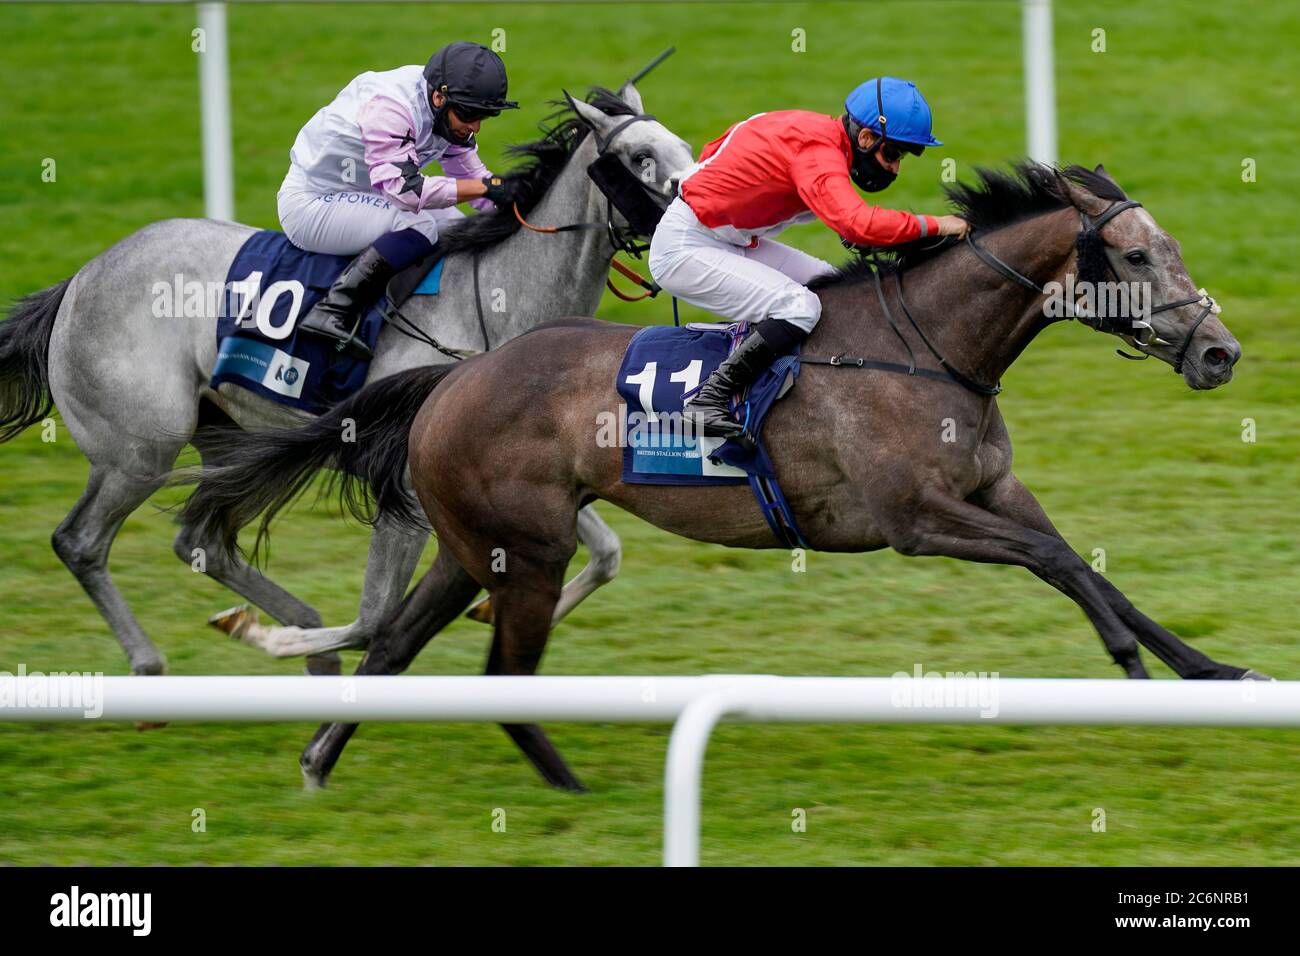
845,77,943,148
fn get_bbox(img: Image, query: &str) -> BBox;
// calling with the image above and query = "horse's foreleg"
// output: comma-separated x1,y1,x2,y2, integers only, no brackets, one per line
466,504,621,626
213,515,429,659
886,487,1149,678
976,474,1253,680
299,546,480,789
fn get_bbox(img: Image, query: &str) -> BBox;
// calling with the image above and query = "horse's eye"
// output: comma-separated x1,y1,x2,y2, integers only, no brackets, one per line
1124,250,1148,266
632,150,652,166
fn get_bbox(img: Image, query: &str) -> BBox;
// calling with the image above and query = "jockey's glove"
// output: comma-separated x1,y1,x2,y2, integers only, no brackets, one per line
481,175,526,209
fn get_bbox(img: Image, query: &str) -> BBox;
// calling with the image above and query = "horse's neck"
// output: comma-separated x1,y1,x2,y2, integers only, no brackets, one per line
476,136,613,335
812,209,1079,387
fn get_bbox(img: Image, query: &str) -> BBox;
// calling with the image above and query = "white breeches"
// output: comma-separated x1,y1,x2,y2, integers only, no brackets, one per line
277,168,464,255
647,196,835,332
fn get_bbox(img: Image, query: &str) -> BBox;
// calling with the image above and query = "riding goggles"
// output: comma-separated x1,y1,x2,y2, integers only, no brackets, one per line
450,102,502,123
880,139,924,164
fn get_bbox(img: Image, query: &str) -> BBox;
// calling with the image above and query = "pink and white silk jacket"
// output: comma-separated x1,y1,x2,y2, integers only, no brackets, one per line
288,64,494,212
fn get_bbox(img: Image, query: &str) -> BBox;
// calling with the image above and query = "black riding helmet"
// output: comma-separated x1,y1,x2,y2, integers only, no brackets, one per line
423,42,519,117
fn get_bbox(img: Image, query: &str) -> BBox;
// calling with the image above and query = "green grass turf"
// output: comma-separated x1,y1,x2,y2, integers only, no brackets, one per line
0,1,1297,865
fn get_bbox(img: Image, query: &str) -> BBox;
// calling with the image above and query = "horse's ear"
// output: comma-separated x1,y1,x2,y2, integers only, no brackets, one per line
617,81,645,114
564,89,614,133
1056,169,1110,217
1094,163,1107,175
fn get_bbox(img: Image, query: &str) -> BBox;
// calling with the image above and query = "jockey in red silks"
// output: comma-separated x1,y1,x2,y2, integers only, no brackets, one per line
279,42,523,359
649,77,969,440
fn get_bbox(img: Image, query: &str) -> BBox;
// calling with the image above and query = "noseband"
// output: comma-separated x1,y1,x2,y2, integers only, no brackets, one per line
967,199,1219,374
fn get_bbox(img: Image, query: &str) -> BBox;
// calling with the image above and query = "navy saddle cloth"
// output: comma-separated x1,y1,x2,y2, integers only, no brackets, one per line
615,323,807,547
210,231,446,415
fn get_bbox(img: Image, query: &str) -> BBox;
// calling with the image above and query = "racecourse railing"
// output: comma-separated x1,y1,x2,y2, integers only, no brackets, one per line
3,675,1297,865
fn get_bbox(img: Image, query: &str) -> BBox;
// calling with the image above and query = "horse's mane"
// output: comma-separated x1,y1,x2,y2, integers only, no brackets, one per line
433,87,637,259
808,161,1128,290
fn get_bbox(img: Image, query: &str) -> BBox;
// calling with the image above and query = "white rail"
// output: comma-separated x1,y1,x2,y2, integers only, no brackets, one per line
1022,0,1059,165
3,675,1295,865
197,2,234,220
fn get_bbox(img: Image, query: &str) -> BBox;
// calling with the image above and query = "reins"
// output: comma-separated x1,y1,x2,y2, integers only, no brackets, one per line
803,249,1003,395
513,202,660,301
804,197,1219,393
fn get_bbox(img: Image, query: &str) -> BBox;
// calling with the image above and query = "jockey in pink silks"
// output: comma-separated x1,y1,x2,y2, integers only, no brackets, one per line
278,41,523,359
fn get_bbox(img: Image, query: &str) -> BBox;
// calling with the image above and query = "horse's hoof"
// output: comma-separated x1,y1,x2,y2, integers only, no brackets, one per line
1241,669,1275,681
301,764,327,792
305,655,342,677
135,721,169,731
209,604,257,641
547,773,588,794
465,600,494,624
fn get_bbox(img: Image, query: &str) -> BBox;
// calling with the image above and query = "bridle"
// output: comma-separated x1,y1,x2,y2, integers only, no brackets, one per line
807,197,1220,394
966,198,1219,374
514,111,669,262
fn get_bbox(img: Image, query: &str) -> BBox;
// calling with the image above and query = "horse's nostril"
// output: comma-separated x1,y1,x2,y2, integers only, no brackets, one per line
1204,346,1231,368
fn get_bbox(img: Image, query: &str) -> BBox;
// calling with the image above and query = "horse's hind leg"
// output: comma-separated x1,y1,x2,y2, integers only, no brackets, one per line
299,546,481,789
172,520,335,671
216,514,428,662
466,504,621,626
51,465,170,675
181,422,337,672
486,563,586,793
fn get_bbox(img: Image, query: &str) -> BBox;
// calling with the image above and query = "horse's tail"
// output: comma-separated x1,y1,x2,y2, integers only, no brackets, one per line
0,278,71,442
177,364,456,559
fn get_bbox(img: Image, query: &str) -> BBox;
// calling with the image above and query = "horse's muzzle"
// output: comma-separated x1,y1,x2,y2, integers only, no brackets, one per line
1186,339,1241,389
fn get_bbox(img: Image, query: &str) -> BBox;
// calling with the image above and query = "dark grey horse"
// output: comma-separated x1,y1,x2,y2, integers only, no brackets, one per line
0,84,694,675
179,163,1268,791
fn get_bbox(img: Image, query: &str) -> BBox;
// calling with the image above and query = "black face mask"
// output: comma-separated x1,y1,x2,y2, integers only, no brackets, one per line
849,146,896,193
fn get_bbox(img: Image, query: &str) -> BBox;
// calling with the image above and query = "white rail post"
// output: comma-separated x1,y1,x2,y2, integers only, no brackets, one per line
1022,0,1058,165
663,690,735,867
197,2,234,220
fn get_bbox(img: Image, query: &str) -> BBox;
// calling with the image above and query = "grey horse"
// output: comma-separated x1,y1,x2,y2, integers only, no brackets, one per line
0,84,695,676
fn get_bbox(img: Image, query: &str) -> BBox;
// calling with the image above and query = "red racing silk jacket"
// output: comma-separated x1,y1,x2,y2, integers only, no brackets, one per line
679,110,938,248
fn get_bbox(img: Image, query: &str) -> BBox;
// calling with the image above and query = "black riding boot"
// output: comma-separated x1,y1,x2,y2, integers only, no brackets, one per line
684,327,779,440
296,246,394,360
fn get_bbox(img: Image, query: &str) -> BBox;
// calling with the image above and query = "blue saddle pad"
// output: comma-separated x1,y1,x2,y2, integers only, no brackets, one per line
209,231,388,414
615,323,799,486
